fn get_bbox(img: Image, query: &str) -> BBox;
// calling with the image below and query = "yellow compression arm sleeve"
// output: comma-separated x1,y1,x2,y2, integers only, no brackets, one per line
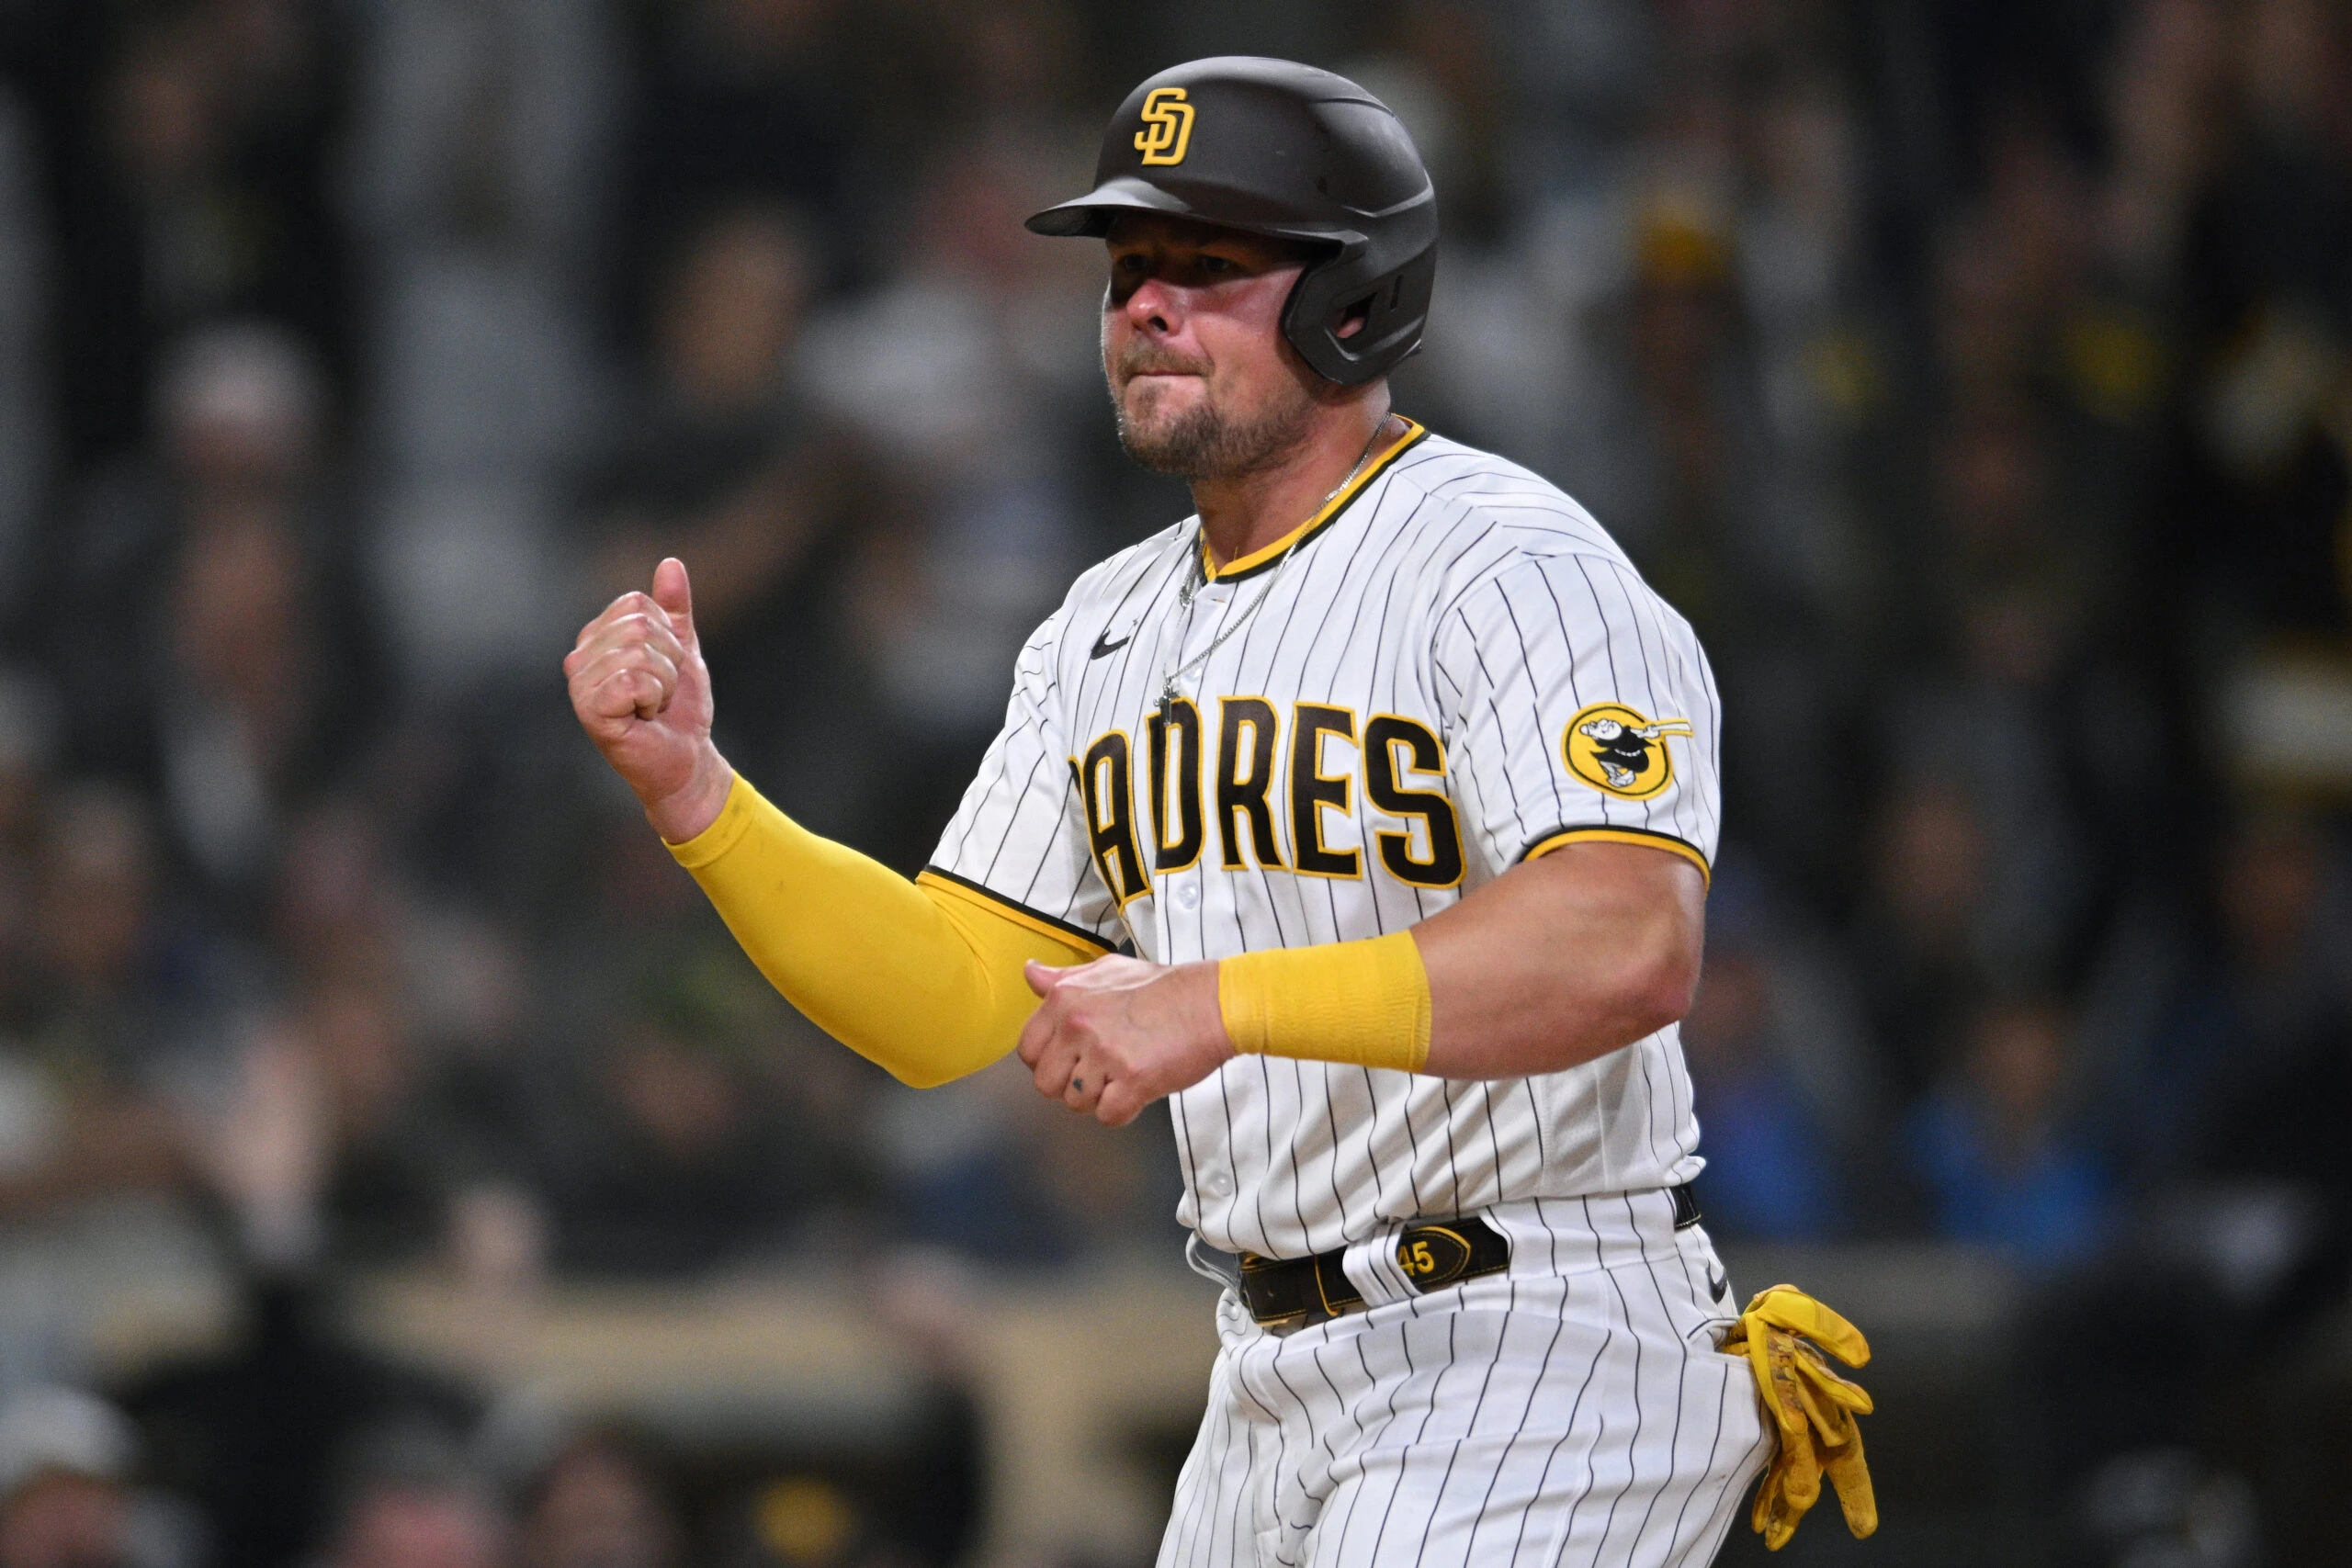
1218,931,1432,1074
666,775,1109,1088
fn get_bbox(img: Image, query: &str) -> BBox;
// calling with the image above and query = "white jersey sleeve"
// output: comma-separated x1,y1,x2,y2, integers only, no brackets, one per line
1433,549,1722,880
924,610,1125,953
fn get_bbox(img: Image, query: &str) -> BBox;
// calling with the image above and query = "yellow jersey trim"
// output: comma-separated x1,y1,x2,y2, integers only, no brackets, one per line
1521,826,1712,886
1206,419,1430,582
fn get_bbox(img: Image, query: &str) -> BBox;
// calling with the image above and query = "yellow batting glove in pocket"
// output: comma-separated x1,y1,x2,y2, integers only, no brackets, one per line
1720,1283,1878,1550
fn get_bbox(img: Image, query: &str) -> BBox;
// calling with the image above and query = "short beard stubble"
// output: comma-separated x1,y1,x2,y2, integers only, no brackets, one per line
1111,367,1317,480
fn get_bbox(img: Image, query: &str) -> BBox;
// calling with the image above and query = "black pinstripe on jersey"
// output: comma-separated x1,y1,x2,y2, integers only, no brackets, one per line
928,427,1724,1258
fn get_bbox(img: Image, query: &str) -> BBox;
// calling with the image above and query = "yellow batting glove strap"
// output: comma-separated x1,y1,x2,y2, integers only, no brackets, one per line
1216,931,1432,1074
1723,1283,1879,1550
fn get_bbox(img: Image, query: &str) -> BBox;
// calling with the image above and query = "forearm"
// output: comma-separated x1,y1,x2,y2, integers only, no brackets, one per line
669,776,1105,1086
1218,841,1703,1081
1412,843,1704,1077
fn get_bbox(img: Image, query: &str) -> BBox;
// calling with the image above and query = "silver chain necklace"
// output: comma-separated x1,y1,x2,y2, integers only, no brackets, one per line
1156,419,1393,721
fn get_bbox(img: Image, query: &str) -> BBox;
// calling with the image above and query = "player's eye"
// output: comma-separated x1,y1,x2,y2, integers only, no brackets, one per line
1198,254,1237,275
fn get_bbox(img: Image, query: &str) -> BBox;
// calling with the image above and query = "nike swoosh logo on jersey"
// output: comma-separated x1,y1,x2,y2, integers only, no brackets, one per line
1707,1266,1728,1303
1090,629,1131,659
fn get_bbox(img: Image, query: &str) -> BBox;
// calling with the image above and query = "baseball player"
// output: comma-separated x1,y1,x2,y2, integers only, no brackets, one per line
566,57,1872,1567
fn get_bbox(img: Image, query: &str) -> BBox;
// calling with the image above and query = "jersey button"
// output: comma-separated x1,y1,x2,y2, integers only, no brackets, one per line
1174,881,1201,911
1200,1170,1232,1197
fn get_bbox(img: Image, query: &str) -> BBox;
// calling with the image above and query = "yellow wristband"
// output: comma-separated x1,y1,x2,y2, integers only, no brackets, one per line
1217,931,1432,1074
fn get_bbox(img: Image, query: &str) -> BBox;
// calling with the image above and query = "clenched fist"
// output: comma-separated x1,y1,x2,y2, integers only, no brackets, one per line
565,557,735,841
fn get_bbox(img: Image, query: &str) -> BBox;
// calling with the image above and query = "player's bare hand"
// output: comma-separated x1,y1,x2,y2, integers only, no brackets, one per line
1017,955,1235,1126
564,557,734,840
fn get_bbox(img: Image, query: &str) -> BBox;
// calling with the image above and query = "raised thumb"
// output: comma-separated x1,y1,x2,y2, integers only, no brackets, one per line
650,557,696,644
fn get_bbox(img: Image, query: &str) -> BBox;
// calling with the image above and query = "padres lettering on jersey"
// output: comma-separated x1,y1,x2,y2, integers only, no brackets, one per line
931,423,1724,1258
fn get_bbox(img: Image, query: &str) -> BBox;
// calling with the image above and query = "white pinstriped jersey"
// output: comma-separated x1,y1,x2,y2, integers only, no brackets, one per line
927,423,1724,1259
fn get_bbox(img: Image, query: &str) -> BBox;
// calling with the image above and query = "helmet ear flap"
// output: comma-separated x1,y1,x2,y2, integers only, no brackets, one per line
1282,245,1438,387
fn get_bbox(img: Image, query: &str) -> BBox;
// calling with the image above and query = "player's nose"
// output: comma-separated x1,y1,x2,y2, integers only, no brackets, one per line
1119,273,1185,336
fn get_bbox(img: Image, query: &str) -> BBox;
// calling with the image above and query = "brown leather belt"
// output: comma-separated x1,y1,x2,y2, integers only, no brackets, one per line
1237,1184,1703,1330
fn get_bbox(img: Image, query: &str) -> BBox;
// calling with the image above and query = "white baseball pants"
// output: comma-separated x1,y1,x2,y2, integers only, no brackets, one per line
1158,1191,1772,1568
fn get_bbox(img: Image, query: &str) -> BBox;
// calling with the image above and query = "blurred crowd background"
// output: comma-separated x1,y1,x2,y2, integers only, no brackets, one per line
0,0,2338,1564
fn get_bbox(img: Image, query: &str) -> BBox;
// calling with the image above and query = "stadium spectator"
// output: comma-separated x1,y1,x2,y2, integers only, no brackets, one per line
51,0,351,467
516,1434,680,1568
1906,993,2111,1270
1851,775,1999,1097
537,976,865,1276
5,785,198,1222
315,1434,506,1568
580,202,863,807
344,0,616,701
2118,811,2350,1172
617,0,848,321
1679,940,1841,1241
797,135,1098,865
124,1316,476,1568
2165,817,2352,1260
44,323,380,907
0,1385,189,1568
867,1047,1182,1267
